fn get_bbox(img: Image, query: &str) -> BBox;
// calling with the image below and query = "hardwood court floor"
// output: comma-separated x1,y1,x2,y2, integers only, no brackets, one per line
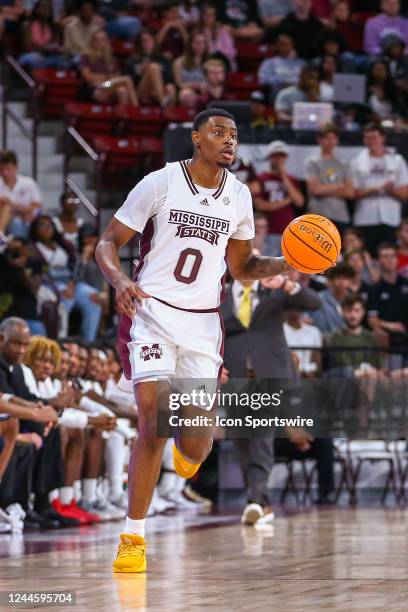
1,507,408,612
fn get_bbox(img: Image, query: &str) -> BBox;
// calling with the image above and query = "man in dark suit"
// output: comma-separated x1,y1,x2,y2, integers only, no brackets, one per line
221,271,321,525
0,317,73,529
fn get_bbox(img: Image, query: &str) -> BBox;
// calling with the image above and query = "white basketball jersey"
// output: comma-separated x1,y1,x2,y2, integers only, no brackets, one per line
114,160,255,310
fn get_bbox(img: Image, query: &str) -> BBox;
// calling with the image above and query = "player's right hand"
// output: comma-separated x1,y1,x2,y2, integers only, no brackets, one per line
116,277,151,317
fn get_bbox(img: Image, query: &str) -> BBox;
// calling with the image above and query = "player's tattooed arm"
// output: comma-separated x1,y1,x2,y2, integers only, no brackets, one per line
95,218,150,317
227,238,293,281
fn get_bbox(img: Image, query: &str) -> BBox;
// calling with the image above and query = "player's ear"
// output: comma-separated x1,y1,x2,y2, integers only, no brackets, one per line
192,130,201,149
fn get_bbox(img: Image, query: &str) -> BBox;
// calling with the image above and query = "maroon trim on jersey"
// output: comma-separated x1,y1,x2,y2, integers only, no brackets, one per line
217,310,225,382
213,170,227,199
180,161,199,195
153,296,219,313
133,218,155,282
116,314,133,381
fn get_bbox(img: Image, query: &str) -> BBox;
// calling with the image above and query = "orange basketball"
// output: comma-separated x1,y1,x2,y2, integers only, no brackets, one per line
281,214,341,274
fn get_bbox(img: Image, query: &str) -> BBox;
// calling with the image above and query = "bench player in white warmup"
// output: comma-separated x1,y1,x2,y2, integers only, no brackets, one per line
95,108,293,573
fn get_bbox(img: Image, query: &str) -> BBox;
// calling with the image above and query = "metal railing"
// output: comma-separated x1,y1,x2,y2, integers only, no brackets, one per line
1,55,39,179
63,126,103,224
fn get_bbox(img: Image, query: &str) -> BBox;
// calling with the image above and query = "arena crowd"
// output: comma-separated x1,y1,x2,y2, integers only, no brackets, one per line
1,0,408,530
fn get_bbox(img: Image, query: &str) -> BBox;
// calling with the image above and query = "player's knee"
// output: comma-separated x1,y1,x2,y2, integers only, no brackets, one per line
178,438,211,464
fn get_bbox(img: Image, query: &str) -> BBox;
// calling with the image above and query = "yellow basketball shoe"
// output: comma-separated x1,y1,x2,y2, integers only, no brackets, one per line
172,444,201,479
113,534,146,573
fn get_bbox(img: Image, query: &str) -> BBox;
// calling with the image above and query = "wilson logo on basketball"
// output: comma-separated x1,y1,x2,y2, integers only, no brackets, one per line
298,223,332,253
139,344,163,361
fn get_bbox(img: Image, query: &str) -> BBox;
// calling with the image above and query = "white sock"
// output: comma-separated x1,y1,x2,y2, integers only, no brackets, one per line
105,431,126,499
59,486,74,505
49,489,58,502
74,481,81,501
82,478,97,504
124,516,145,538
161,439,174,470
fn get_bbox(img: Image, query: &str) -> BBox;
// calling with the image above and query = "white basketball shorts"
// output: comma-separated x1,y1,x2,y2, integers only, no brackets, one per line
117,297,224,388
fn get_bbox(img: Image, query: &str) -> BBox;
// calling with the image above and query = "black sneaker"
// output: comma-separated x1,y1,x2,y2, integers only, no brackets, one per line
23,514,40,530
27,510,60,530
43,507,80,528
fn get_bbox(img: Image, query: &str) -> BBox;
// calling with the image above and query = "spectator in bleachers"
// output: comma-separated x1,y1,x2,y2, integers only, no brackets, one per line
52,191,84,253
63,0,104,59
99,0,141,41
29,215,101,340
364,0,408,56
257,0,292,27
198,3,237,71
229,155,258,189
19,0,69,70
74,223,107,341
179,0,200,27
316,22,346,59
396,217,408,277
253,211,269,254
80,29,138,107
253,140,304,256
366,59,408,121
342,227,381,284
344,250,372,302
316,53,340,102
284,302,323,377
305,123,353,234
201,58,227,107
258,32,305,100
218,0,263,41
351,123,408,255
0,237,46,335
248,90,275,128
309,263,356,333
325,293,383,369
173,31,209,108
155,3,188,61
125,30,176,107
367,242,408,347
382,34,408,95
0,0,25,52
0,150,42,238
274,64,320,124
269,0,325,60
326,0,364,55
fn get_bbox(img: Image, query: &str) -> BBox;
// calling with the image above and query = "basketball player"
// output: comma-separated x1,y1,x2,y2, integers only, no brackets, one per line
95,108,293,573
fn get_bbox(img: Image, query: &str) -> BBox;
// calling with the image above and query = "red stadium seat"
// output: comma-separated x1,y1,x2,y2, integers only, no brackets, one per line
163,106,196,124
65,102,117,142
93,135,163,179
235,42,274,72
33,69,81,118
119,106,166,137
225,72,260,100
110,38,135,67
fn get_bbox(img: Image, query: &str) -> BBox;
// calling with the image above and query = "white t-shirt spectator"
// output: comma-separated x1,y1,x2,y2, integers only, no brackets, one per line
283,321,322,374
352,149,408,227
0,174,42,210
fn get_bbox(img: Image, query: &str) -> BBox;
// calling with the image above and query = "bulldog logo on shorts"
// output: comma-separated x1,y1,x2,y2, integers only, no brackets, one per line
139,344,163,361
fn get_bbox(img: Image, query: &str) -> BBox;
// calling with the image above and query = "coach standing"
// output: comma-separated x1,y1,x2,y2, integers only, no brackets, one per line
221,272,321,526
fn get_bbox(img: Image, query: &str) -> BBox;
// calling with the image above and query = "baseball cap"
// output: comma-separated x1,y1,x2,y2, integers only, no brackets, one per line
250,90,267,104
265,140,289,158
381,33,405,51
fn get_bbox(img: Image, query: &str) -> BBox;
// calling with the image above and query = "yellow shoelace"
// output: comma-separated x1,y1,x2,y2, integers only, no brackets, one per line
118,541,145,558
